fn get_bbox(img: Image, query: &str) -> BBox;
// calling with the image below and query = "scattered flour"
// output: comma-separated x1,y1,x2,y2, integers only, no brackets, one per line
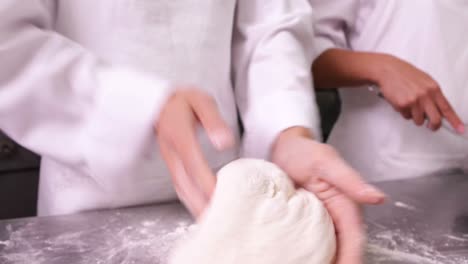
142,221,157,227
394,201,418,212
0,218,191,264
1,207,467,264
444,235,468,242
0,240,11,247
366,229,468,264
101,220,191,263
367,244,439,264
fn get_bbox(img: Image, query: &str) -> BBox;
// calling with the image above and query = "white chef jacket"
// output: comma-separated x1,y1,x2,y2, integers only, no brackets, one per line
311,0,468,181
0,0,320,216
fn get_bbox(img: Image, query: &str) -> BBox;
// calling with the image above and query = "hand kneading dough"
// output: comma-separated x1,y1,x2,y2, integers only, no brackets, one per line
169,159,336,264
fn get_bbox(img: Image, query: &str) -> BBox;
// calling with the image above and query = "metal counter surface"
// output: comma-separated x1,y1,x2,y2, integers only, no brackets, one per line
0,172,467,264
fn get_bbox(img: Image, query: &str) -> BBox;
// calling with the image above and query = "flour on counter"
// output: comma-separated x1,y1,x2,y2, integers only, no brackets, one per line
394,201,418,212
102,220,191,264
142,221,157,227
0,240,11,247
366,228,468,264
367,244,439,264
444,234,468,242
2,205,467,264
0,214,192,264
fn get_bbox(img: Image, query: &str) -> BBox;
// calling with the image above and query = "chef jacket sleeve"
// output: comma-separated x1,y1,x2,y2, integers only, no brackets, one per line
0,1,173,192
309,0,361,56
232,0,321,160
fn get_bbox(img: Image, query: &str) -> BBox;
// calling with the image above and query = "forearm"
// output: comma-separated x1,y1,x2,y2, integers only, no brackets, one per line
234,0,320,159
312,49,388,89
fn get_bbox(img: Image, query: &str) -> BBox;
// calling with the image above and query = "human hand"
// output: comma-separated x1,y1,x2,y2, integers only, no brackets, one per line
272,127,385,264
372,54,464,133
155,88,235,218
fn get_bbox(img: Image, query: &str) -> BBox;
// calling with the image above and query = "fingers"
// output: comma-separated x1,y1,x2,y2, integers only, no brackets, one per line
156,90,222,216
308,181,366,264
325,194,365,264
399,108,412,120
158,139,206,218
169,115,217,199
410,104,425,127
419,90,464,133
187,91,235,150
420,97,442,131
387,79,464,133
317,158,385,205
433,92,465,134
404,93,463,134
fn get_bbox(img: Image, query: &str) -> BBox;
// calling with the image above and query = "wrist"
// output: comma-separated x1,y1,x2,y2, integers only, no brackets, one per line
278,126,313,140
361,53,396,86
272,126,313,160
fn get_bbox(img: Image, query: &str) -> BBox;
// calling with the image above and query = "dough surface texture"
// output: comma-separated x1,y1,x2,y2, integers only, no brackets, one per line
169,158,336,264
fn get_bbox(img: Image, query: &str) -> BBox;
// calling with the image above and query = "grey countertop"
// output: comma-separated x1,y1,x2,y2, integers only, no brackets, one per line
1,171,468,264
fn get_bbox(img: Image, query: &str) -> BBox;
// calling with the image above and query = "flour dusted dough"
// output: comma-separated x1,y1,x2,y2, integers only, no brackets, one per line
169,159,336,264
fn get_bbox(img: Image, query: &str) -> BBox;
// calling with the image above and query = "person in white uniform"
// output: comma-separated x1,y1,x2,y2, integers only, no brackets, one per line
311,0,468,182
0,1,385,262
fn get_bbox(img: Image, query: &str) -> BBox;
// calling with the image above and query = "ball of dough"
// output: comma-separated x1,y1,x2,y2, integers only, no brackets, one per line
169,159,336,264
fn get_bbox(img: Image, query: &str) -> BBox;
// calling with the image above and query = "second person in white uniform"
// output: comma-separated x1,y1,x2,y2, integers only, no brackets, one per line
311,0,468,181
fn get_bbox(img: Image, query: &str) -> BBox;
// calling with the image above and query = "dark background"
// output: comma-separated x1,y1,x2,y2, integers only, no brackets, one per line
0,90,340,220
